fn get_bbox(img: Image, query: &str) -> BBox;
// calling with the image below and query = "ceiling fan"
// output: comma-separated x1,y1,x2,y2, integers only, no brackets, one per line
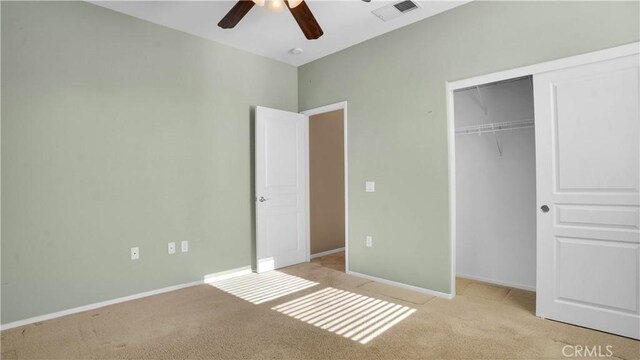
218,0,324,40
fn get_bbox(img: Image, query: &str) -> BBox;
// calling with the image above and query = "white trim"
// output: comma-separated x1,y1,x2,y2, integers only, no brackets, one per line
301,101,347,116
203,265,253,283
347,270,454,299
446,42,640,301
456,273,536,292
301,101,349,273
448,42,640,91
305,112,311,264
1,266,252,331
446,75,457,299
310,247,345,259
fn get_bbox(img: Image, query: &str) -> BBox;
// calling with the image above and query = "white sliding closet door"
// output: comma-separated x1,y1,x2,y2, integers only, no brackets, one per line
535,54,640,339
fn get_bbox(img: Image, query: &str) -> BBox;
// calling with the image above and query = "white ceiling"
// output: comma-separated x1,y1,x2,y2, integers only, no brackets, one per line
90,0,470,67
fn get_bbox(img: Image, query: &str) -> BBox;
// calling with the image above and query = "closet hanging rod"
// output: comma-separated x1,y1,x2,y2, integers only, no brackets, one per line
455,75,532,93
455,119,534,136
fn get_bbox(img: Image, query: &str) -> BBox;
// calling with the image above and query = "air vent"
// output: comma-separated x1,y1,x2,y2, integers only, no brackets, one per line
394,0,418,13
372,0,421,22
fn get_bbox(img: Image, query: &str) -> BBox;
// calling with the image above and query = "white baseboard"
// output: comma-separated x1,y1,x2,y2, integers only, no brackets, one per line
347,270,454,299
1,266,252,331
204,266,252,283
310,247,345,259
456,273,536,292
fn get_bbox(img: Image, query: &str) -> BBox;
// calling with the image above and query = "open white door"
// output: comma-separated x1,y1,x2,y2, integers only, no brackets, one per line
255,106,309,273
535,54,640,339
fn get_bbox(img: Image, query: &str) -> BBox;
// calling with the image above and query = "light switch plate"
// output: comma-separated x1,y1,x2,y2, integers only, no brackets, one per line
131,247,139,260
365,181,375,192
168,242,176,255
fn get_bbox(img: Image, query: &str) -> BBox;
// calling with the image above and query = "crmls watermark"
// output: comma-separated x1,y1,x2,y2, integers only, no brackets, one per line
562,345,614,358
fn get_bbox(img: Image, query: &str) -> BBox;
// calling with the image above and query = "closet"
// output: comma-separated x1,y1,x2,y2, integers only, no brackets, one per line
449,46,639,340
454,76,536,291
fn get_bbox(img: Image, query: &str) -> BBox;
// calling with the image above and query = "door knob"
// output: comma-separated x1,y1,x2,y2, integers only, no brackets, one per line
258,196,270,203
541,205,550,213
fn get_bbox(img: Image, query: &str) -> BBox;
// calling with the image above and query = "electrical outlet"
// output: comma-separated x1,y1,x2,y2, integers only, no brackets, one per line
366,236,373,248
181,241,189,253
131,247,139,260
168,242,176,254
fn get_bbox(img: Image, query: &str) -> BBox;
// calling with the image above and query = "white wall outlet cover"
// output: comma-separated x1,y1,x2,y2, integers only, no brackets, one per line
365,181,375,192
181,241,188,252
131,247,140,260
168,242,176,254
366,236,373,248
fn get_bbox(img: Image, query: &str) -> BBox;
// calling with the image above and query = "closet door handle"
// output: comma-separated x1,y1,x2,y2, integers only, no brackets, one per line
540,205,550,213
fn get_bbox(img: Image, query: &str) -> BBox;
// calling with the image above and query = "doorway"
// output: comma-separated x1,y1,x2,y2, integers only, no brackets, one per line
302,102,348,273
446,43,640,339
254,102,348,274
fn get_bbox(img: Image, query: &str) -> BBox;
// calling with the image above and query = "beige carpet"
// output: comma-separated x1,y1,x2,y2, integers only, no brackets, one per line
357,281,434,305
1,262,639,359
311,251,345,273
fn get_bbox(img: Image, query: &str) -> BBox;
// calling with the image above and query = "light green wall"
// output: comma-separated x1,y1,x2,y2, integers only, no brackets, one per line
298,1,640,293
2,0,639,325
1,1,297,324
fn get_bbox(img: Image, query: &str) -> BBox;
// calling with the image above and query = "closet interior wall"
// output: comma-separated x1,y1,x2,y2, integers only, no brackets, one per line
454,77,536,290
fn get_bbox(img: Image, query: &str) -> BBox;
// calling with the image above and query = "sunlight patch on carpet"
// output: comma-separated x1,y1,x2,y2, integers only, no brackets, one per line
208,271,319,304
272,287,416,344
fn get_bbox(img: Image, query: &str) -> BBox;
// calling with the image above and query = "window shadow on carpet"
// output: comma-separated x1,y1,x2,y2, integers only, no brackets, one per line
209,271,319,304
272,287,416,344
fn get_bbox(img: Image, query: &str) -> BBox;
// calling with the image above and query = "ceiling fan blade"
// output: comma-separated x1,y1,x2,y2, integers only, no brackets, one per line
218,1,255,29
286,1,324,40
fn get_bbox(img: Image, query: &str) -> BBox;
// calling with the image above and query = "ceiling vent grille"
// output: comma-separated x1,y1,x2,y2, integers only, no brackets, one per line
394,0,418,13
372,0,421,22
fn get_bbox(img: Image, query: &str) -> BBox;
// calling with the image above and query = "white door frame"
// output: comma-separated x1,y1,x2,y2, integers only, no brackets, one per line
446,42,640,298
301,101,349,273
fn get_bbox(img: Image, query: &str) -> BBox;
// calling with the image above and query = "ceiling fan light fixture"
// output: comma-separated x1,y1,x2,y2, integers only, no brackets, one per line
288,0,303,8
267,0,285,12
218,0,323,40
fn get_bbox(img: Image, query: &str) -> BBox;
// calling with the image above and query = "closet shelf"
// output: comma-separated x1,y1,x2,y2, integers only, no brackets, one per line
455,119,534,136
